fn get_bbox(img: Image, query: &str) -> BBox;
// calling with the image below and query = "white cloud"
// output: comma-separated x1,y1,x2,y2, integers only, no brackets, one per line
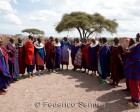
0,0,22,25
0,1,13,13
1,0,140,37
30,10,59,22
41,0,140,37
4,13,22,25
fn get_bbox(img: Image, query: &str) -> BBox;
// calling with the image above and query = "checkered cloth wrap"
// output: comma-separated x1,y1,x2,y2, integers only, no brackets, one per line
74,48,83,67
124,43,140,80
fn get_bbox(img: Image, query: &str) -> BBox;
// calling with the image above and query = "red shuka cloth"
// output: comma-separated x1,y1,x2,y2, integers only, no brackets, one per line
129,79,140,102
45,42,56,69
0,46,9,66
18,46,26,74
25,40,34,65
82,44,89,67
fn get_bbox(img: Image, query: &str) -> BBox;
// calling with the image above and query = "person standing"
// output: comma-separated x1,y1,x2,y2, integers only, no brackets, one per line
25,35,35,77
61,37,70,69
125,34,140,108
45,37,56,72
110,37,125,87
6,38,19,82
0,39,11,95
98,37,110,84
16,38,26,77
34,37,45,75
81,39,89,73
123,38,136,91
54,38,62,71
71,38,82,71
88,39,99,75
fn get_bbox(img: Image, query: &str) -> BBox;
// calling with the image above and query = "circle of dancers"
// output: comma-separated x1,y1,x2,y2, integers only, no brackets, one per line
0,34,140,108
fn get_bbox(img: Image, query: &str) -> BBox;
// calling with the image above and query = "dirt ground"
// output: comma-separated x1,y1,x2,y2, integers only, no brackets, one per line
0,64,139,112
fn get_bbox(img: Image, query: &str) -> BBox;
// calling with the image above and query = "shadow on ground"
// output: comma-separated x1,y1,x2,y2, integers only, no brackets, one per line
55,69,136,112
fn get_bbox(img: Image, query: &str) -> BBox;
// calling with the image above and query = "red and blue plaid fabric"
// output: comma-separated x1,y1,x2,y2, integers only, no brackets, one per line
0,50,11,78
124,44,140,80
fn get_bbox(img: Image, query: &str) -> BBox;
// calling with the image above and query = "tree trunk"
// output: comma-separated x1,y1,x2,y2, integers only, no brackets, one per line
82,29,85,39
77,27,83,39
87,30,95,38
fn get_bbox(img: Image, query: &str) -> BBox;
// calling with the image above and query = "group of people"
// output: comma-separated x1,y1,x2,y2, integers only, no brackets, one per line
0,34,140,108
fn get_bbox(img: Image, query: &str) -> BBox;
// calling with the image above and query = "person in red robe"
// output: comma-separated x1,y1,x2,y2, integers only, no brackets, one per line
110,37,125,87
45,37,56,72
123,38,135,92
25,35,35,77
125,33,140,108
81,39,89,73
34,37,45,75
16,38,26,77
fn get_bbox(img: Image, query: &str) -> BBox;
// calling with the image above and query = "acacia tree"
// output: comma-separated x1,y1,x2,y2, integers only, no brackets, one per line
55,12,118,39
22,28,45,36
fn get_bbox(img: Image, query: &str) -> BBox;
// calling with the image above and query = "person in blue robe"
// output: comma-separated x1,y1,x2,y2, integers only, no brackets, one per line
60,37,70,69
55,38,62,71
98,37,110,84
88,39,99,75
0,40,11,95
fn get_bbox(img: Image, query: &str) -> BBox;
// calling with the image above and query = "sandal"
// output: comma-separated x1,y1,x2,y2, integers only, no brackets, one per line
127,101,139,108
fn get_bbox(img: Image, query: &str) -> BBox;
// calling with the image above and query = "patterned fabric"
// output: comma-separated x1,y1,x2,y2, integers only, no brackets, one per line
61,41,69,65
0,49,11,78
74,48,83,68
35,46,45,66
0,46,9,66
124,43,140,80
0,49,11,89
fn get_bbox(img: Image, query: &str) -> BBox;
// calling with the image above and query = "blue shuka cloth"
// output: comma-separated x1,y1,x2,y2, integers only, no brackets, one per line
88,45,99,71
61,41,70,47
98,44,110,79
124,43,140,80
0,50,11,89
71,45,79,60
71,45,80,66
6,43,19,79
35,47,46,62
55,45,61,68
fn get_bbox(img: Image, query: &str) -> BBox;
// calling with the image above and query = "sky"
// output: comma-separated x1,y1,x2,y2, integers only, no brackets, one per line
0,0,140,38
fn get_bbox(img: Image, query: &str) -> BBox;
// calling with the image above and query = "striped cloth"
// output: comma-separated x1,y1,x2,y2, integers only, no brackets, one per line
74,48,83,67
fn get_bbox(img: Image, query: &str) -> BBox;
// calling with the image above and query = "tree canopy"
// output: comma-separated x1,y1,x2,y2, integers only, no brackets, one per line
55,12,118,39
22,28,45,36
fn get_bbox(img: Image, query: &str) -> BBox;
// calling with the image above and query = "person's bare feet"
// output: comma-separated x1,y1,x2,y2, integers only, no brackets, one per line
31,74,35,77
0,89,7,95
127,101,139,108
